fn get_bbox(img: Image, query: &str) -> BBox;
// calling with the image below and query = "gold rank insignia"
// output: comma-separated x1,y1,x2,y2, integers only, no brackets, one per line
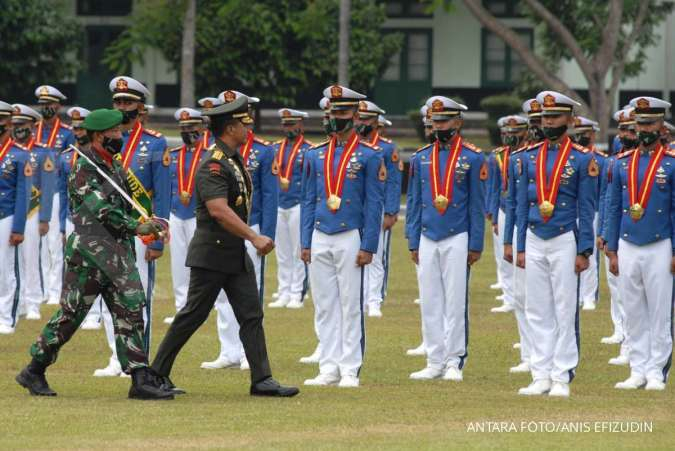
44,157,54,172
588,158,599,177
162,148,171,166
480,161,488,180
378,161,387,181
212,150,224,160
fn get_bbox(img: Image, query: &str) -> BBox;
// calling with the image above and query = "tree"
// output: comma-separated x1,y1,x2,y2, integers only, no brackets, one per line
181,0,196,106
102,0,402,105
338,0,351,85
0,0,82,100
461,0,673,142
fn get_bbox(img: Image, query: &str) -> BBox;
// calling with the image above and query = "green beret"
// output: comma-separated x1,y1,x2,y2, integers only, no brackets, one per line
82,109,123,131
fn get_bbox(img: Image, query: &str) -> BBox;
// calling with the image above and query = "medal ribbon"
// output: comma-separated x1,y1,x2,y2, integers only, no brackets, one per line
202,130,211,148
36,118,61,147
70,151,78,169
429,135,463,211
277,135,304,183
0,138,13,164
628,144,665,214
535,136,572,222
178,140,204,196
324,132,359,209
25,137,35,151
121,121,143,170
239,130,254,165
369,132,380,147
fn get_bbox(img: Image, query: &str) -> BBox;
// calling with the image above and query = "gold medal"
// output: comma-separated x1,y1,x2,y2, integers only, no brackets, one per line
236,195,243,206
539,200,554,218
629,203,644,220
280,177,290,191
327,194,341,211
433,194,449,211
180,192,190,205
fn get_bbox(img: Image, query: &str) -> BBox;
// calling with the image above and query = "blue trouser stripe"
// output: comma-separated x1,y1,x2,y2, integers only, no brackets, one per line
458,266,471,370
568,274,581,383
357,265,366,377
300,263,309,303
594,249,600,302
380,229,392,302
11,247,21,328
38,236,45,298
662,278,674,382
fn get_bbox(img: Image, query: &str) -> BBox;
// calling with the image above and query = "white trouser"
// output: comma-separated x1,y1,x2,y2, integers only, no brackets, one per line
525,230,579,384
492,229,503,287
419,232,469,371
275,205,306,300
496,208,514,305
169,215,195,312
605,255,627,353
0,217,20,328
366,215,390,307
511,225,531,363
19,213,43,310
214,292,243,362
618,238,673,381
102,237,151,360
579,213,599,304
414,263,426,346
43,192,64,303
310,229,365,378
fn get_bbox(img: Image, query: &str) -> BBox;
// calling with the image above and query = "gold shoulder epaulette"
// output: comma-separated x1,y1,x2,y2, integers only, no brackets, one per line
143,128,163,138
572,143,591,153
616,148,636,159
463,140,482,153
310,139,329,150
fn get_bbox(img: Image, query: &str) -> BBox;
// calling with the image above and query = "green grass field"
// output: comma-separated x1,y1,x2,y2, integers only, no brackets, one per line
1,224,673,450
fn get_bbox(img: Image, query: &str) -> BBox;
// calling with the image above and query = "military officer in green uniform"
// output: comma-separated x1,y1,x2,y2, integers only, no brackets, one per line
151,96,299,398
16,109,172,400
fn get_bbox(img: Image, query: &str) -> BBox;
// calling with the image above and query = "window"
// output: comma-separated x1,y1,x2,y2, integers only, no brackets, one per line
482,0,525,17
383,1,432,18
77,0,133,16
481,29,533,87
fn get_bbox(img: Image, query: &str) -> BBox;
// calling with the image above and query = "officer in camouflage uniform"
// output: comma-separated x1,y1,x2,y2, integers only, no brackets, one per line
16,109,172,400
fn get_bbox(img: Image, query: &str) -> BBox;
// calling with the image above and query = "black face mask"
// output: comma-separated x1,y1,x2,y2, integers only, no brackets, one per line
528,125,545,142
12,126,32,142
661,136,671,146
574,135,591,147
102,136,124,154
619,136,638,149
329,117,353,134
119,108,139,125
434,127,457,144
543,125,567,141
41,105,57,120
76,134,90,146
504,135,521,147
0,124,7,136
180,131,200,146
637,130,660,147
286,129,300,140
356,123,374,137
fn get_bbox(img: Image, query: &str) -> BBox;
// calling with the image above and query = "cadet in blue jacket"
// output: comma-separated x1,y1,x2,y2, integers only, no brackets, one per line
93,76,170,377
606,96,674,392
355,100,402,318
571,116,605,312
502,98,545,376
0,101,32,335
300,85,384,388
407,96,486,383
268,108,313,310
12,104,56,322
597,107,638,365
515,91,596,398
33,85,75,306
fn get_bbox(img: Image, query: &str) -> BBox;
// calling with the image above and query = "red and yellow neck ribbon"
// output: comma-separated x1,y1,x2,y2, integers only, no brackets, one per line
0,138,13,164
429,135,463,214
36,118,61,148
277,134,304,190
239,129,254,165
178,139,205,197
121,121,143,170
628,144,665,220
324,132,359,212
535,136,572,222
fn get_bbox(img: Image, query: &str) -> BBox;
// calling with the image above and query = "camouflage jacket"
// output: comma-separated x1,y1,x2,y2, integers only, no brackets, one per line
67,145,140,266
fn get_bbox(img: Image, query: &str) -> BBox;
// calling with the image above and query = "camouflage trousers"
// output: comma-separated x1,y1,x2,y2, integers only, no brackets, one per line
30,241,148,373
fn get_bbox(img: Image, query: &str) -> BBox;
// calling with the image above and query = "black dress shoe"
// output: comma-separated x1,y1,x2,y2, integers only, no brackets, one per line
16,367,57,396
250,377,299,397
157,375,186,395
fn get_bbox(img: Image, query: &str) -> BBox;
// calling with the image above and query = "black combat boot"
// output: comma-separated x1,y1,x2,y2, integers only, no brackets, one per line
16,361,57,396
128,367,174,400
